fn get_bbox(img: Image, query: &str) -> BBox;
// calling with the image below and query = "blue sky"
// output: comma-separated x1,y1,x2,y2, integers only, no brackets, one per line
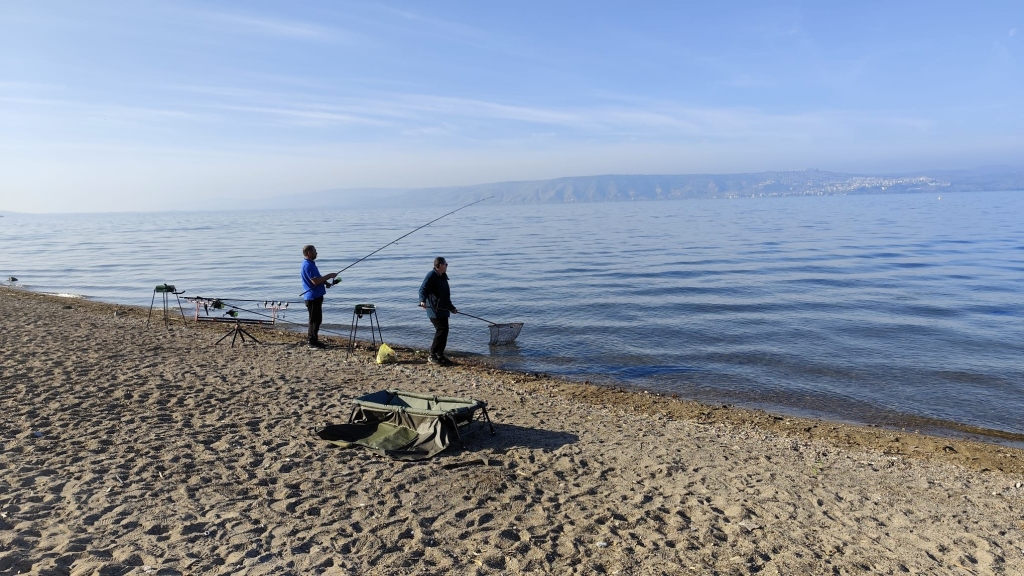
1,1,1021,212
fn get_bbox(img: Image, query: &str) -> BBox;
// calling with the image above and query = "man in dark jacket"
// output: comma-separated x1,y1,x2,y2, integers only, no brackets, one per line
418,256,457,366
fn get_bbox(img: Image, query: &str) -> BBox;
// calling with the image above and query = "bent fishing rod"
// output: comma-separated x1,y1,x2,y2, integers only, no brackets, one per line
300,196,493,296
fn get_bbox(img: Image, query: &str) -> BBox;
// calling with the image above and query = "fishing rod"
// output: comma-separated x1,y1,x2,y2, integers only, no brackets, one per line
209,300,355,340
217,298,304,304
300,196,493,296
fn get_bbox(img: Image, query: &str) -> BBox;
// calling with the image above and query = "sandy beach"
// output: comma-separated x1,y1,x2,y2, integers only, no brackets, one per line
1,286,1023,575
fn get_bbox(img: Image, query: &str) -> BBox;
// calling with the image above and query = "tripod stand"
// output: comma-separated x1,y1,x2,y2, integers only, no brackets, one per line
215,319,262,347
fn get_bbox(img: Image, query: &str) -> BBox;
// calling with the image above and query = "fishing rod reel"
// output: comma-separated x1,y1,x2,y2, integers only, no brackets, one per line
184,296,226,316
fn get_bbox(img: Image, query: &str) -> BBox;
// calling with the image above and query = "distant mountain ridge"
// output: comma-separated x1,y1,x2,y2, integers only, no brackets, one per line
271,166,1024,209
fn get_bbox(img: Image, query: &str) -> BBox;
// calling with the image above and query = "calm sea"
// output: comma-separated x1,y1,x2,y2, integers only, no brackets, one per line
2,191,1023,443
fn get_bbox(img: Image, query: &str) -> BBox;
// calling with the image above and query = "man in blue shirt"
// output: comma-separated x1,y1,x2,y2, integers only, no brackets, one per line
301,245,338,349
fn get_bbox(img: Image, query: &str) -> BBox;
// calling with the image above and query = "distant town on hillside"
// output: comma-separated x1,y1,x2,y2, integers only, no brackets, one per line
270,166,1024,209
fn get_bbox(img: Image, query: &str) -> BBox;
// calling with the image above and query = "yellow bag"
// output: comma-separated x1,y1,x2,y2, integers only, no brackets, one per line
376,343,397,364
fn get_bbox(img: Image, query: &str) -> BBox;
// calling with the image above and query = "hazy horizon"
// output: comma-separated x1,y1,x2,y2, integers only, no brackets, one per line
3,165,1024,214
2,1,1021,213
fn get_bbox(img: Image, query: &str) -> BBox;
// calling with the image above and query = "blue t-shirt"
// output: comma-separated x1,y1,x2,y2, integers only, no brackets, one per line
302,259,326,300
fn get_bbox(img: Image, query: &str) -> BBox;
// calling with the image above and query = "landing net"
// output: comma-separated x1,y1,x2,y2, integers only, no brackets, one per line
488,322,523,346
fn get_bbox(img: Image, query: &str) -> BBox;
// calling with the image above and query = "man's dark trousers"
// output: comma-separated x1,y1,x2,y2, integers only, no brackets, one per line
429,317,449,358
306,296,324,344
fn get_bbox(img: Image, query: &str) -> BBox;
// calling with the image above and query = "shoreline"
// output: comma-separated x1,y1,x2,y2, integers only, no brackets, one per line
3,286,1024,574
10,284,1024,453
4,285,1024,473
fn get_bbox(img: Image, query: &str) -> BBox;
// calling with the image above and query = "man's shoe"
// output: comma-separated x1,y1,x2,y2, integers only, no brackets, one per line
308,341,327,349
439,355,456,366
427,355,442,365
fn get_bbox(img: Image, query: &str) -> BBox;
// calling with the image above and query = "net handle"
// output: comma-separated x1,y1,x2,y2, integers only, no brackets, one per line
438,308,496,325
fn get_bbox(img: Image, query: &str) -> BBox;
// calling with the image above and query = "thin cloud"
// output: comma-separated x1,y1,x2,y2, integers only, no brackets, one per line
394,94,583,126
386,7,488,43
382,6,543,60
164,86,583,127
213,104,394,127
0,81,67,92
192,8,337,40
0,96,199,121
0,81,957,156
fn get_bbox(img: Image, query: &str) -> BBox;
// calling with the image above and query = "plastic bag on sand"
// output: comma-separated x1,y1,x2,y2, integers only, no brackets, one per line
376,343,397,364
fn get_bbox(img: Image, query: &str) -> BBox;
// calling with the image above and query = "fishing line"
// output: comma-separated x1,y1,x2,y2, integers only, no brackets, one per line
300,196,493,297
218,298,304,304
186,197,496,341
208,301,354,339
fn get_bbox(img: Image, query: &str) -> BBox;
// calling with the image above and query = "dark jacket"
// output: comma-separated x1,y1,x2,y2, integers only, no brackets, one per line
419,269,453,319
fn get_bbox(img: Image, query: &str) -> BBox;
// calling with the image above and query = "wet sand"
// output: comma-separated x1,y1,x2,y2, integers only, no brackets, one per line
2,287,1023,575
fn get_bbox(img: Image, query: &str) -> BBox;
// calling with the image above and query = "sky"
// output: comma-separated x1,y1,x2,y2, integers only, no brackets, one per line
1,1,1021,212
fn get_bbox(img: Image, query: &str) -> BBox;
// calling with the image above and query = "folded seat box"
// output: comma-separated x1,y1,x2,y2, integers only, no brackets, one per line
317,389,494,460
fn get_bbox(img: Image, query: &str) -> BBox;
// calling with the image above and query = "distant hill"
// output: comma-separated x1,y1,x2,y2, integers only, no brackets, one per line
269,166,1024,209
